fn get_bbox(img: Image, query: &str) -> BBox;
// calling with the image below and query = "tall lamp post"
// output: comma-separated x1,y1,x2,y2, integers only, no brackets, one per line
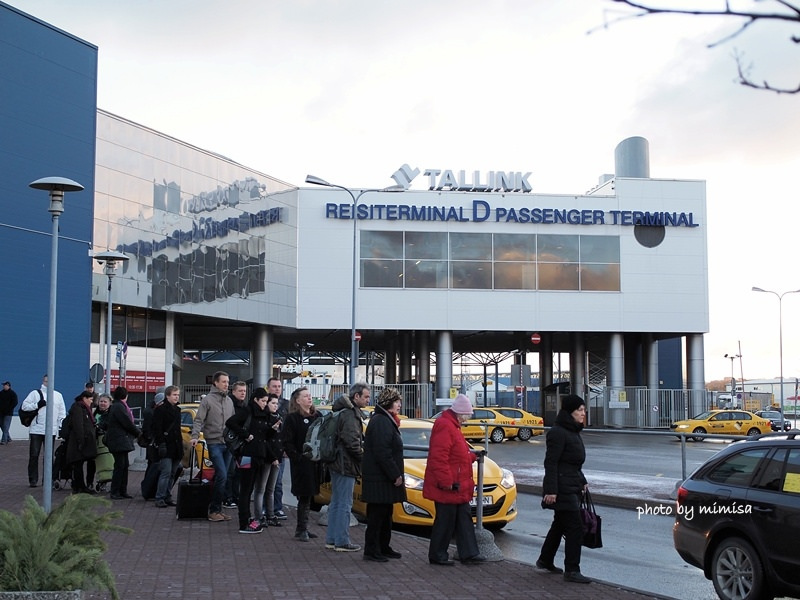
29,176,84,513
723,353,740,407
752,286,800,418
94,251,129,394
305,175,404,385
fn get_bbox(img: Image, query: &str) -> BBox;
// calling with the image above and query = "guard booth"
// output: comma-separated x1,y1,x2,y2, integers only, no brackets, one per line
542,381,571,426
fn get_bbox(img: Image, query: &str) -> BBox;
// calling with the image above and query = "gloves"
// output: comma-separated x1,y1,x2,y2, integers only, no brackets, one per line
158,443,168,459
37,399,46,408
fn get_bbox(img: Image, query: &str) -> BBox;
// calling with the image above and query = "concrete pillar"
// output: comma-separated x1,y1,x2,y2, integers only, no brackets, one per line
570,332,585,399
539,333,553,389
252,325,272,386
686,334,706,415
435,331,453,401
398,331,412,382
644,334,660,426
384,332,397,384
165,312,180,387
608,333,625,427
416,330,430,385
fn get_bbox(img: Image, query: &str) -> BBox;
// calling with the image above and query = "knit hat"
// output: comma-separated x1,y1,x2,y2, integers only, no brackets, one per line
561,394,586,413
450,394,473,415
154,392,165,405
376,387,402,408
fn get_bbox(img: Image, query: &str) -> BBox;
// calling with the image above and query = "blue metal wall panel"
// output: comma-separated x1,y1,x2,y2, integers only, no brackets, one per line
0,3,97,405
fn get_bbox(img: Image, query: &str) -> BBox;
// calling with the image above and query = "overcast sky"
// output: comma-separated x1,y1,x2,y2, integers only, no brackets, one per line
8,0,800,383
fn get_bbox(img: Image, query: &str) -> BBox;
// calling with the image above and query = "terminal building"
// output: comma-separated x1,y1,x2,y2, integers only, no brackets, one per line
1,2,709,424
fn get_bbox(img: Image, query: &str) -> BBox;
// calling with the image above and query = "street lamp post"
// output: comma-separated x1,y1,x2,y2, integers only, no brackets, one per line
752,286,800,418
724,353,740,407
28,176,84,513
305,175,404,385
94,251,129,394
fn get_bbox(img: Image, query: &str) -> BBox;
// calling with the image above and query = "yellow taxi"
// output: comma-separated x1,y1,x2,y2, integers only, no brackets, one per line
486,406,544,440
670,409,772,441
315,418,518,529
432,407,529,443
179,403,215,476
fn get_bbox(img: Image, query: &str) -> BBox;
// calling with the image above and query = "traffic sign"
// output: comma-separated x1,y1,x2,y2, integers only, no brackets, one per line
531,333,541,345
354,331,362,342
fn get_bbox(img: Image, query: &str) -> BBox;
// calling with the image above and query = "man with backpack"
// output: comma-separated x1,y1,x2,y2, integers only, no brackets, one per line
20,375,66,487
324,382,369,553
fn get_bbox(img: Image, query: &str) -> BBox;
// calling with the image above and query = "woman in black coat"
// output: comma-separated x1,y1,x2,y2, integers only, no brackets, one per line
280,386,321,542
66,390,97,494
361,388,406,562
225,387,272,533
104,386,141,499
537,394,591,584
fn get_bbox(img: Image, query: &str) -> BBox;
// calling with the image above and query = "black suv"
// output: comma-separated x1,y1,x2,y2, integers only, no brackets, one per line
673,432,800,600
754,410,792,432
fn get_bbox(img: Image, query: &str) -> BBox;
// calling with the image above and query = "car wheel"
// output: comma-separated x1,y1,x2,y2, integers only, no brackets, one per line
517,428,533,441
691,427,706,442
489,427,505,444
746,428,761,437
711,537,770,600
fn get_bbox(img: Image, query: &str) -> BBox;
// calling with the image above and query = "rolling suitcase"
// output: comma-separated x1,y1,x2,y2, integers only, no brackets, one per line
176,440,212,519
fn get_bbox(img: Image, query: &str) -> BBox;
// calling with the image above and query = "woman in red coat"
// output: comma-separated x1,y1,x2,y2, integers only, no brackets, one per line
423,394,485,566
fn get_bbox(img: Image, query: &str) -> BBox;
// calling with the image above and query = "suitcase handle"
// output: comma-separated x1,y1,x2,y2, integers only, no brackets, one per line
188,439,207,482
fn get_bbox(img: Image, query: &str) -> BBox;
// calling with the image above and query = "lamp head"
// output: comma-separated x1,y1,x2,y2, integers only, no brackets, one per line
29,177,84,217
305,175,330,186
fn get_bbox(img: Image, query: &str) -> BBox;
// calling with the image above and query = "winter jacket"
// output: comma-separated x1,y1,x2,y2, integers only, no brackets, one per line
65,401,97,464
361,404,406,505
328,394,364,478
190,387,234,445
542,409,587,511
104,401,140,454
152,400,183,461
225,400,274,464
20,386,66,436
282,409,321,497
423,409,477,505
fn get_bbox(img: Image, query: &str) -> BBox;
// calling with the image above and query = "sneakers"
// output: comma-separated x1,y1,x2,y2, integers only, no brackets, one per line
535,560,564,574
274,510,288,520
564,571,592,584
208,512,227,522
239,520,263,534
222,499,237,508
324,542,336,549
266,516,282,527
335,543,361,552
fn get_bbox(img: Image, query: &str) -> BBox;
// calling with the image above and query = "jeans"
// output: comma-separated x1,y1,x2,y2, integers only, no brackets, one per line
0,414,12,443
272,457,285,512
237,461,269,529
263,462,280,518
207,443,232,514
28,434,53,485
326,470,356,547
155,457,181,502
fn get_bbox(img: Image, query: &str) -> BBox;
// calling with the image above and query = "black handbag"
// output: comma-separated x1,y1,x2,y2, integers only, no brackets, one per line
223,414,251,455
580,489,603,549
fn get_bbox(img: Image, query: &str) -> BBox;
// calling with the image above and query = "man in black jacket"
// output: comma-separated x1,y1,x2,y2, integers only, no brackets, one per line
0,381,18,445
152,386,183,508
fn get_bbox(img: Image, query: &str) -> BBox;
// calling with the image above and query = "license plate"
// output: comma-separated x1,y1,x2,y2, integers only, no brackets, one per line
469,496,493,507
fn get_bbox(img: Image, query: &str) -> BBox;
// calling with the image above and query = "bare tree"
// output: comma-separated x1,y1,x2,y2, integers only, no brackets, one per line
599,1,800,94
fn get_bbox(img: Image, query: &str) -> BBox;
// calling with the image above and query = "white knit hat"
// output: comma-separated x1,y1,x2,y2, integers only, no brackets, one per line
450,394,473,415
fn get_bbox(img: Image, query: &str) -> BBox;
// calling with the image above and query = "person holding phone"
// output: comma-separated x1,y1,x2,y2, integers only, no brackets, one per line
259,392,284,527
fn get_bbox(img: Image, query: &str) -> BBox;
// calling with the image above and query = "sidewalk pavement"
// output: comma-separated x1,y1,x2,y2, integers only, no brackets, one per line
0,440,670,600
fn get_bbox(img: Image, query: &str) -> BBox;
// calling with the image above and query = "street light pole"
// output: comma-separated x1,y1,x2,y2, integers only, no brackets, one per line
724,353,740,407
752,286,800,418
29,176,84,513
94,251,129,394
305,175,404,385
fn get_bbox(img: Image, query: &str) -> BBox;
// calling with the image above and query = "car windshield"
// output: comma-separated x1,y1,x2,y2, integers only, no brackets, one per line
691,411,714,420
759,411,781,419
401,428,431,459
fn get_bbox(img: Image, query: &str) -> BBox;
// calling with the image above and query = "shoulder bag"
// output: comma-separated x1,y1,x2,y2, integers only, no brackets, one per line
580,489,603,549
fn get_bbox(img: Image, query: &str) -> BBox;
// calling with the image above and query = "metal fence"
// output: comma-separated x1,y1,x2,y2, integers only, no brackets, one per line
283,382,434,419
591,387,708,429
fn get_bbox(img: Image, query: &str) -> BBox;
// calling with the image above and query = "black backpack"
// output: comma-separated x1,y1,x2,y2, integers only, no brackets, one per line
18,390,43,427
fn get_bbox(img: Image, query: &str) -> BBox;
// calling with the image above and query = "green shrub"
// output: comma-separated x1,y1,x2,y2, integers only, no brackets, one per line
0,494,131,599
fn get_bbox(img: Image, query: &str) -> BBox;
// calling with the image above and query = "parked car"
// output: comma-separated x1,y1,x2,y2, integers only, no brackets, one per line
754,410,792,432
670,410,772,441
314,418,518,529
673,432,800,600
431,407,527,443
486,406,544,440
